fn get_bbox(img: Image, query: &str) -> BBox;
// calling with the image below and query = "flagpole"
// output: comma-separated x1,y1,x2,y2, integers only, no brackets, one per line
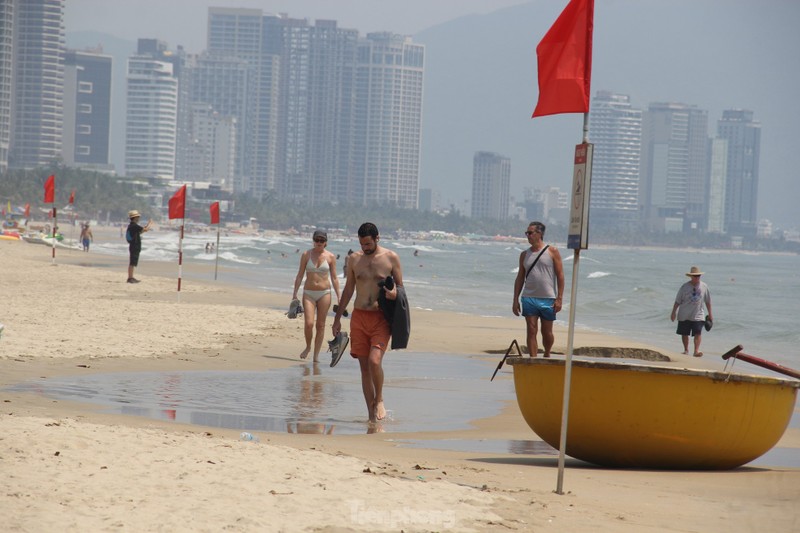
51,205,57,264
214,224,220,280
177,221,184,296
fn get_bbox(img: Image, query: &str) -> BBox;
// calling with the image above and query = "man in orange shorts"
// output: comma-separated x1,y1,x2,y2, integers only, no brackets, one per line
332,222,404,424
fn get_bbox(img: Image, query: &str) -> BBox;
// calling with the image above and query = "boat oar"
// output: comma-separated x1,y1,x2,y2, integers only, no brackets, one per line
721,345,800,380
491,339,523,381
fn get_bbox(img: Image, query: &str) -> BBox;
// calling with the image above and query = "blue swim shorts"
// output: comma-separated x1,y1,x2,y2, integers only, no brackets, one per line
521,297,556,321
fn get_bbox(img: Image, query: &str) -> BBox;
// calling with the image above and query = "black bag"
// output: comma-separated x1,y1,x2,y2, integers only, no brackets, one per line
704,316,713,331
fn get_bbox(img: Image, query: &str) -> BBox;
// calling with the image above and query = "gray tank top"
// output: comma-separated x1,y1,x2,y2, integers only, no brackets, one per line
521,246,557,298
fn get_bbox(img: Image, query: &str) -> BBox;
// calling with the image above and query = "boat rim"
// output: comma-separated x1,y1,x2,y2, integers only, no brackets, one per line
506,356,800,388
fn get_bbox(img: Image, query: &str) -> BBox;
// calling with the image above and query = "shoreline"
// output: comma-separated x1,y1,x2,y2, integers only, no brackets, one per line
2,237,799,532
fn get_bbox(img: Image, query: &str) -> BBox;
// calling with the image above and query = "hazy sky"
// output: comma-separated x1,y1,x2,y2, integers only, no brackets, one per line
65,0,529,52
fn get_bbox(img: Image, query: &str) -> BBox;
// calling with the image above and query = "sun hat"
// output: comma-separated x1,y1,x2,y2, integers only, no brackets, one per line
128,210,141,219
313,229,327,241
686,266,704,277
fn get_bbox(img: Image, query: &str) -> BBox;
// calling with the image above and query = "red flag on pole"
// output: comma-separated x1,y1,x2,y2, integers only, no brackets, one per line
44,175,55,203
532,0,594,118
209,201,220,225
69,189,75,204
168,185,187,220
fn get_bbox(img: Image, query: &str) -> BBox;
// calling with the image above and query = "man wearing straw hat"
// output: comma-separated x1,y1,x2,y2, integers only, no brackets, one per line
671,266,713,357
126,210,152,283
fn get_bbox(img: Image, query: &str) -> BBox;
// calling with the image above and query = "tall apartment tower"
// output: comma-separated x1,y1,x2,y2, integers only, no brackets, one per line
471,151,510,220
716,109,760,236
207,7,278,198
124,39,178,181
355,33,424,208
639,102,709,232
588,91,642,230
62,49,112,170
0,0,12,173
8,0,64,170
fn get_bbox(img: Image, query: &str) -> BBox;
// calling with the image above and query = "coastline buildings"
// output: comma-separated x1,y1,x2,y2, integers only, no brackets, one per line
588,91,642,231
124,39,179,181
639,102,709,232
0,0,11,173
717,109,760,236
8,0,64,170
62,49,112,170
471,151,510,220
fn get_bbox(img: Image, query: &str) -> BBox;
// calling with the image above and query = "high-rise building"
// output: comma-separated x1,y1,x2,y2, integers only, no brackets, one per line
0,0,12,173
9,0,64,170
706,138,727,234
717,109,760,236
178,103,236,190
639,102,708,232
588,91,642,230
354,33,424,208
124,39,178,181
207,7,277,198
471,151,510,220
62,49,112,170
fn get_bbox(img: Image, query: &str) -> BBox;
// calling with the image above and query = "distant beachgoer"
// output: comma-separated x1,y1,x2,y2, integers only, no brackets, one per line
205,242,211,253
79,223,93,252
512,221,565,357
671,266,713,357
333,223,406,424
292,230,341,361
413,249,419,257
126,210,151,284
342,249,354,278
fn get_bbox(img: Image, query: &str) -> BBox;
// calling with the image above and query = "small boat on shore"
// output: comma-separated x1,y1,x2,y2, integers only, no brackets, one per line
507,356,799,469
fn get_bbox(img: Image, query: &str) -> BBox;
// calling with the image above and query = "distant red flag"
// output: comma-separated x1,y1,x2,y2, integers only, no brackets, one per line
209,201,220,225
69,189,75,204
168,184,187,220
44,174,55,203
24,203,31,217
532,0,594,118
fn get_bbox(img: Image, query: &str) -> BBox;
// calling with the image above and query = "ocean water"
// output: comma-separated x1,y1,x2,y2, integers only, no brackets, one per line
92,230,800,371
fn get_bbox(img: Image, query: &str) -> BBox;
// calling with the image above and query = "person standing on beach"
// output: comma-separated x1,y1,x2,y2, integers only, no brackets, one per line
512,221,565,357
292,230,341,361
671,266,713,357
125,210,151,284
79,222,93,252
332,223,404,424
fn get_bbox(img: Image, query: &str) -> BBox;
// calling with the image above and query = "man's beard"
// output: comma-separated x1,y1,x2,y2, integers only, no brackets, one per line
363,248,375,255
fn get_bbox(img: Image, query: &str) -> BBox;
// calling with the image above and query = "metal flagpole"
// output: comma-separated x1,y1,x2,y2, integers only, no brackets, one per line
556,112,591,495
214,224,220,280
51,206,57,264
177,222,184,298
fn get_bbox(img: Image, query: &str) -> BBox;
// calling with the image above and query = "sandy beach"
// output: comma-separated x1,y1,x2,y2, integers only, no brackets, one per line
1,232,798,532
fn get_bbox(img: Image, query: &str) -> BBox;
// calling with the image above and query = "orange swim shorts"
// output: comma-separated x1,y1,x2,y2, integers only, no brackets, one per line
349,308,391,357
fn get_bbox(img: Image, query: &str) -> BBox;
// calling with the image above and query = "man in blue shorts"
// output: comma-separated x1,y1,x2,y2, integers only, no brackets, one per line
512,221,565,357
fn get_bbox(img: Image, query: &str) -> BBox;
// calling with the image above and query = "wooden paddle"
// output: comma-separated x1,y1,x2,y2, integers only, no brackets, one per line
721,345,800,380
491,339,523,381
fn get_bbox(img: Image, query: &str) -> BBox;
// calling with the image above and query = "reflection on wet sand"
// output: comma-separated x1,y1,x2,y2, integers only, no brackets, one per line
288,364,336,434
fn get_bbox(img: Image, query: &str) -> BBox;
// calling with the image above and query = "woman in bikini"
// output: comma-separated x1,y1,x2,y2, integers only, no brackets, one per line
292,229,341,361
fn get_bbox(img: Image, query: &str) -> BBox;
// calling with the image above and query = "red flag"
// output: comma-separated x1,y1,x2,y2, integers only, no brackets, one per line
168,184,187,220
24,203,30,217
209,201,220,225
44,174,55,203
532,0,594,118
69,189,75,204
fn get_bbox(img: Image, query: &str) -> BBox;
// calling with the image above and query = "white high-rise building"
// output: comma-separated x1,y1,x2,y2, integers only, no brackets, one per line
0,0,12,173
124,41,178,181
471,151,510,220
8,0,64,170
588,91,642,230
355,33,424,208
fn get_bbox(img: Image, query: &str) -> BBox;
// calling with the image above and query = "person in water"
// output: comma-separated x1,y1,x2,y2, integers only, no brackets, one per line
292,230,341,361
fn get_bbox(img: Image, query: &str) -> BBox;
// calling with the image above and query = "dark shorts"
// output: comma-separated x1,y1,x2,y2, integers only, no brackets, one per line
350,308,391,357
676,320,704,337
129,246,141,267
521,297,556,322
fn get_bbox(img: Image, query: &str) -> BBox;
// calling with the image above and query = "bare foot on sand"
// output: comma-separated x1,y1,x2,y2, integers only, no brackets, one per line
367,421,384,434
375,401,387,420
299,347,310,359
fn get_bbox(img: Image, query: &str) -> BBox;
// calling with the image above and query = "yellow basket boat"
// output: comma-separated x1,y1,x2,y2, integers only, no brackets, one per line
507,357,799,469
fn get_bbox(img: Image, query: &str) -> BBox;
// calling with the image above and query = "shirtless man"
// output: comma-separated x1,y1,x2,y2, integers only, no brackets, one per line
332,222,403,423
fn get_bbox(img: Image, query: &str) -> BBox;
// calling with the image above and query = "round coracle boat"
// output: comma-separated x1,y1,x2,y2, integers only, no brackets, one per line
507,356,799,470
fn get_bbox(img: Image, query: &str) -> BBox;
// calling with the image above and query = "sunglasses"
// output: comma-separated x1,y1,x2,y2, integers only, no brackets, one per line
525,230,540,236
314,238,327,243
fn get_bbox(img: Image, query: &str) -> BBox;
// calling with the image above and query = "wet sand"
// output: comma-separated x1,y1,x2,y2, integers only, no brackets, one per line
1,230,799,532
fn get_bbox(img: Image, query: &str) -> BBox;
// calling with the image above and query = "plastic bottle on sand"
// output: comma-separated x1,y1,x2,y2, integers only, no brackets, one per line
240,432,259,442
